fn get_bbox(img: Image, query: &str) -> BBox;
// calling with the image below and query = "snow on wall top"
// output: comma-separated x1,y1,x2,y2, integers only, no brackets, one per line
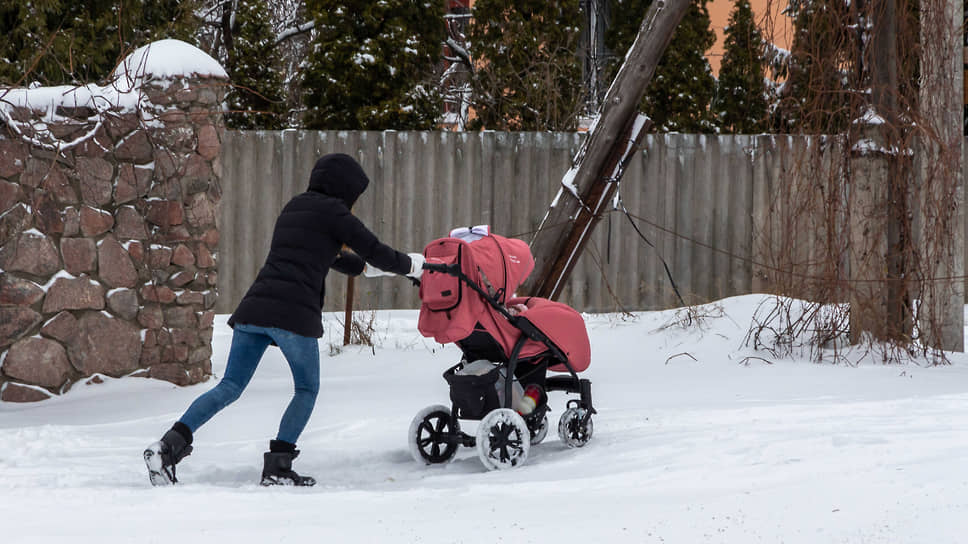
1,84,120,112
0,40,226,149
0,40,226,113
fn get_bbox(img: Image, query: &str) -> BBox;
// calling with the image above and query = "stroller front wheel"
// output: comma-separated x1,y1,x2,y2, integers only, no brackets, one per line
557,407,594,448
476,408,530,471
409,404,460,465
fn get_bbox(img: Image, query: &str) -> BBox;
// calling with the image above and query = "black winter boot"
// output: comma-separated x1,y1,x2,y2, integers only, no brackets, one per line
260,440,316,486
144,422,194,486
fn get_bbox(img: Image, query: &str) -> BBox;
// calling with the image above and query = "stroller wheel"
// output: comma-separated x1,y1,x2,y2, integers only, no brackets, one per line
528,413,549,445
408,405,460,465
476,408,530,470
557,407,594,448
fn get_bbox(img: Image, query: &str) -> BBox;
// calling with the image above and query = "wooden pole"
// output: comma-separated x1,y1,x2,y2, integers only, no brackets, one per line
343,276,354,345
526,0,691,300
850,0,912,344
916,0,964,351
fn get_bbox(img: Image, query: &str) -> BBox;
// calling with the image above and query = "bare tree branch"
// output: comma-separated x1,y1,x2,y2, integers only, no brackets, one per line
444,37,472,71
275,20,315,46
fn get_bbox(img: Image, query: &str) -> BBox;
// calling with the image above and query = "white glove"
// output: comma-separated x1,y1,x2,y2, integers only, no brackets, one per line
363,263,394,277
406,253,425,279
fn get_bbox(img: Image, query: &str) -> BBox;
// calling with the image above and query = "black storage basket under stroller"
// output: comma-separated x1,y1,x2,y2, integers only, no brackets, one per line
442,362,502,420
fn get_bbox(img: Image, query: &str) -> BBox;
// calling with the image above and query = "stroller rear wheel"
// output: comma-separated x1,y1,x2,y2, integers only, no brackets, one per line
409,405,459,465
557,406,594,448
476,408,530,470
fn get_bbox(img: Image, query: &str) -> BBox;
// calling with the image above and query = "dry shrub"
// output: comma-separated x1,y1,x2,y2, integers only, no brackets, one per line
656,301,730,334
749,0,959,364
329,310,378,356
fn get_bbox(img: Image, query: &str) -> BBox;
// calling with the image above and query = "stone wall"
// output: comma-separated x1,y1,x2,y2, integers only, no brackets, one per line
0,72,226,402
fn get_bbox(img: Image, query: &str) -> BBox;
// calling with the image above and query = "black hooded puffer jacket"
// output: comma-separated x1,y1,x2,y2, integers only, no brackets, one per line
228,154,412,337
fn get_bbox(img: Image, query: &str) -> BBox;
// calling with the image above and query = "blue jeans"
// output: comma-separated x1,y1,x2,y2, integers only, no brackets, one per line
178,324,320,445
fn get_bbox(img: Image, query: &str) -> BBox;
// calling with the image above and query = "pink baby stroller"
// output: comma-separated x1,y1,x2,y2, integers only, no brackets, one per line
407,226,595,470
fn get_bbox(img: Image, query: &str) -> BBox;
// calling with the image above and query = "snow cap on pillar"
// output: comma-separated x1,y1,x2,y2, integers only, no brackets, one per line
113,39,228,92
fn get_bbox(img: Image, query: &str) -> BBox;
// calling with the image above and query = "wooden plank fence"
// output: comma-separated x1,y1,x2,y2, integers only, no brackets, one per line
216,131,965,314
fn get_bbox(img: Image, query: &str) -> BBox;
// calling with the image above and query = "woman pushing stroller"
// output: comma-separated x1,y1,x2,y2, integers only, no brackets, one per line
144,153,425,487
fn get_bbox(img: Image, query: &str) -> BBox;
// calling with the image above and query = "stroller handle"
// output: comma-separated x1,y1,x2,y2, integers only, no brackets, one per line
422,262,460,275
407,262,458,288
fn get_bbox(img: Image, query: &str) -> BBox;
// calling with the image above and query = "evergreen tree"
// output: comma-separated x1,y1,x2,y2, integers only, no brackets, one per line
0,0,197,86
467,0,584,131
713,0,768,133
771,0,853,132
301,0,444,130
223,0,287,129
605,0,717,132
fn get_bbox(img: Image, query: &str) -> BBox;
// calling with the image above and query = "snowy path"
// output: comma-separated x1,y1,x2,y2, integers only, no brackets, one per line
1,296,966,543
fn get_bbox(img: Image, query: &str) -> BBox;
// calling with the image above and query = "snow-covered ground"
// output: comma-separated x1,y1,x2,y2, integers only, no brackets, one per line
1,294,966,543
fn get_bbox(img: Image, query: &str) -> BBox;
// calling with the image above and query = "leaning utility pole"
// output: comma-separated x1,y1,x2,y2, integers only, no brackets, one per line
526,0,691,300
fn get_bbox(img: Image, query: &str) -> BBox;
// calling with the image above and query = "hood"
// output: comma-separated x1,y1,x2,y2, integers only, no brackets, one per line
307,153,369,207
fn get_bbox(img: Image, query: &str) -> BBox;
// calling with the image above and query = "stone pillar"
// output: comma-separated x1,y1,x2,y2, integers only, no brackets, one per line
136,76,225,384
849,126,891,344
0,66,227,401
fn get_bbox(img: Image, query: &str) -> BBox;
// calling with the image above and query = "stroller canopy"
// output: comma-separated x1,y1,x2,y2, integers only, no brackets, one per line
417,228,591,373
448,225,534,303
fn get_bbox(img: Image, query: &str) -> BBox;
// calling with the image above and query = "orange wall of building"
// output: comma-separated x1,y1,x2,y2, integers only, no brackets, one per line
457,0,792,79
706,0,792,76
